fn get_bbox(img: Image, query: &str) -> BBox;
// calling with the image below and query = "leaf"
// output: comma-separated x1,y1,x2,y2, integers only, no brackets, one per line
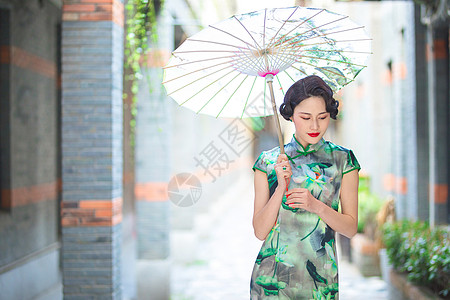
256,247,277,264
255,275,287,296
306,260,328,285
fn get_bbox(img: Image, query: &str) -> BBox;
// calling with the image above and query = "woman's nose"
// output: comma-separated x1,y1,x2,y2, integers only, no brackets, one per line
311,119,319,130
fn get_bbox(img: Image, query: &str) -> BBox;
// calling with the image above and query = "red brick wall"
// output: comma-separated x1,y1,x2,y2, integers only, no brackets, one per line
62,0,124,27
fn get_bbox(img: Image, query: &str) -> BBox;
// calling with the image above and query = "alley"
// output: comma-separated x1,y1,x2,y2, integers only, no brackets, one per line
170,169,389,300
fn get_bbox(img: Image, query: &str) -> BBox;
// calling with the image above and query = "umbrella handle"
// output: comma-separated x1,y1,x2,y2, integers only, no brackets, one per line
266,75,285,154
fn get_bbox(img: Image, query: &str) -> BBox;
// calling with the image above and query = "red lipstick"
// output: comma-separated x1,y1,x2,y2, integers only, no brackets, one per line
308,133,320,137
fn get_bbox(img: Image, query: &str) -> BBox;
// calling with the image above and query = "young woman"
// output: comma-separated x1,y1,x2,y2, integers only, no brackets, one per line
250,75,360,300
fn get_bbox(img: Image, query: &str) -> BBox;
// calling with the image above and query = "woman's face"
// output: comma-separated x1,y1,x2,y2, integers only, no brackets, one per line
290,96,330,148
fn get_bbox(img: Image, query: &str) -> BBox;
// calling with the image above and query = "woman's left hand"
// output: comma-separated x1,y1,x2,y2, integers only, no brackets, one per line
285,188,322,214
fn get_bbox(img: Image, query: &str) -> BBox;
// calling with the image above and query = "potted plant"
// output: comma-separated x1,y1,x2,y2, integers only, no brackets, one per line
382,220,450,300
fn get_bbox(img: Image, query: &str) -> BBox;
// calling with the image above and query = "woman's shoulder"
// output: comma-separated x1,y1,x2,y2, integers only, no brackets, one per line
258,145,281,162
322,140,354,154
323,140,361,172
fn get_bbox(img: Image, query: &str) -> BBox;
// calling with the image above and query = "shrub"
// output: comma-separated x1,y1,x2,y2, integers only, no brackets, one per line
382,220,450,299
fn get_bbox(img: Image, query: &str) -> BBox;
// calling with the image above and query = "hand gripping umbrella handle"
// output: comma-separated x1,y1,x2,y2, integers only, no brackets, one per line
266,74,285,154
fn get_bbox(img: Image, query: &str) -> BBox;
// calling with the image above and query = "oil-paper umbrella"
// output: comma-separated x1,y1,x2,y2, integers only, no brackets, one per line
163,6,371,153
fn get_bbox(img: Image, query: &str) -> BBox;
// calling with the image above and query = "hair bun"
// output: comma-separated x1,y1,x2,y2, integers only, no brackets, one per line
279,103,292,121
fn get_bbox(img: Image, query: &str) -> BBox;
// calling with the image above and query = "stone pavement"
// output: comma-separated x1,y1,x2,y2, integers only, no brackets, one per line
170,169,389,300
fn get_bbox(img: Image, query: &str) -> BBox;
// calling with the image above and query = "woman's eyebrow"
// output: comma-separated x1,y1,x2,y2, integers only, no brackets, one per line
298,111,328,115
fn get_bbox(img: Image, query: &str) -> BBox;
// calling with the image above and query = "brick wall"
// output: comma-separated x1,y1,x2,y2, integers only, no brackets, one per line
61,0,124,298
135,67,171,259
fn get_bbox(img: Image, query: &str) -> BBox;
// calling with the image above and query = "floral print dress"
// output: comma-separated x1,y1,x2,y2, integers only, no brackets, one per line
250,135,360,300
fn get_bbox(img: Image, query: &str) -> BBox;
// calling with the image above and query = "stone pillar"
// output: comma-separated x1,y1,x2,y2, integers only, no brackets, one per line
60,1,124,298
414,6,430,221
428,25,449,224
134,12,172,299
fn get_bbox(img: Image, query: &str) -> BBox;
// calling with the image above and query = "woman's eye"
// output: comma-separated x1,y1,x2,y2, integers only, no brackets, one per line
319,117,327,120
301,117,310,120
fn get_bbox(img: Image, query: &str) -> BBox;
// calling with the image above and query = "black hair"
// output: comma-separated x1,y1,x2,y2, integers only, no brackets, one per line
279,75,339,120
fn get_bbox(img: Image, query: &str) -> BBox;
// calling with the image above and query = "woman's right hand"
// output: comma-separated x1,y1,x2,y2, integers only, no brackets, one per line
275,154,292,191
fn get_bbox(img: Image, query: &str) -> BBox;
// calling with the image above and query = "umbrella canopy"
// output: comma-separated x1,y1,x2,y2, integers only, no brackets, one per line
163,6,371,119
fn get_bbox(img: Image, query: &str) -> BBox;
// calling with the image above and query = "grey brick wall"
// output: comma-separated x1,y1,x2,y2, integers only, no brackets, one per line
61,11,124,299
135,67,171,260
61,225,122,298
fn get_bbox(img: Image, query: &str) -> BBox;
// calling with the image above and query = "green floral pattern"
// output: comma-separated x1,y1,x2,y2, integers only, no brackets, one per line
251,136,360,299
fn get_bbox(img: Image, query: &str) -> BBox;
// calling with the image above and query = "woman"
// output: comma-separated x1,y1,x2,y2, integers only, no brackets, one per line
250,75,360,300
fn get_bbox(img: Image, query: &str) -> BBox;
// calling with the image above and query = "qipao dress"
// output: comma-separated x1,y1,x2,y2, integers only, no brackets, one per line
250,135,360,300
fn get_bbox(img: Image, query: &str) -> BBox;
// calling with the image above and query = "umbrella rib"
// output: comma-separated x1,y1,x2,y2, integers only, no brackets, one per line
272,34,370,69
179,69,237,106
293,60,355,81
207,25,260,51
168,67,234,97
291,26,366,46
197,72,242,115
162,61,234,84
298,39,372,52
301,48,373,55
173,50,244,54
274,15,349,49
266,6,300,48
216,75,249,118
263,8,267,49
272,38,302,72
232,15,262,50
234,46,266,74
187,38,252,51
297,54,367,68
289,65,309,77
275,75,285,96
282,69,297,83
299,38,372,47
164,55,235,69
270,15,350,71
268,8,325,49
241,76,258,118
271,41,298,71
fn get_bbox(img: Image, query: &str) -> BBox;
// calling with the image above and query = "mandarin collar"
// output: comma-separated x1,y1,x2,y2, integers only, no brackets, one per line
291,135,325,156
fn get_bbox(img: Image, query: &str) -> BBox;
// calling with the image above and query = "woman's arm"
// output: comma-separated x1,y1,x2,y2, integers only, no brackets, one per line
252,155,291,240
285,169,359,238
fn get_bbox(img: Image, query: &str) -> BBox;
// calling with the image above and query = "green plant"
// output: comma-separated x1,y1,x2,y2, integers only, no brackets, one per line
382,220,450,299
123,0,165,147
357,176,384,238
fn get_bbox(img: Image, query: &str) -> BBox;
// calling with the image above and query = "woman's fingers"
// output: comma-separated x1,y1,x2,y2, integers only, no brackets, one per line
277,154,288,163
285,188,308,204
275,157,292,178
285,188,307,197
